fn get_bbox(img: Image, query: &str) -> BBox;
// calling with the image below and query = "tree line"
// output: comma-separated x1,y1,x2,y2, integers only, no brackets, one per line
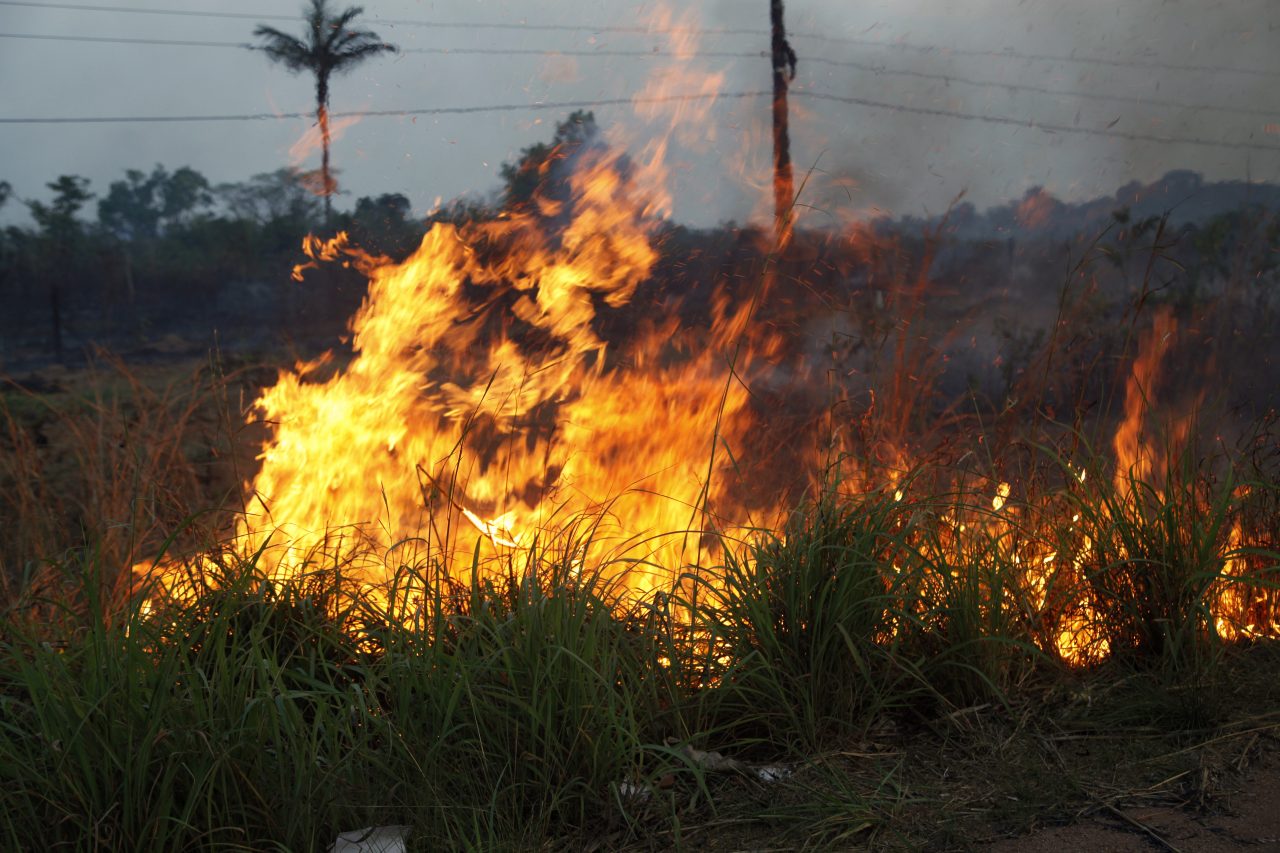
0,165,430,367
0,105,1274,418
0,111,617,369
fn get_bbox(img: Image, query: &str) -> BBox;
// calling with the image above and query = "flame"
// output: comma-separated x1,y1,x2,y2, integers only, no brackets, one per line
1112,306,1182,500
133,7,762,610
289,112,363,170
137,190,1267,665
132,11,1271,669
246,152,699,597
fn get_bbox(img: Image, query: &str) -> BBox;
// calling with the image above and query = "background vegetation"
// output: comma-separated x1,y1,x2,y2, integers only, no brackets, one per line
1,113,1278,850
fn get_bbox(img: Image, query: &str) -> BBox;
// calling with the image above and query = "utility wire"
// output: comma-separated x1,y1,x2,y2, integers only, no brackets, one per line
0,31,245,48
2,0,1275,79
406,46,1280,121
0,1,299,23
788,31,1280,81
2,88,1277,156
800,55,1280,121
790,90,1280,153
0,0,750,34
0,91,765,124
4,31,1275,123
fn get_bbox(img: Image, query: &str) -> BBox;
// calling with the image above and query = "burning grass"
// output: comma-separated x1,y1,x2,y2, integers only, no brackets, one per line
2,213,1278,848
2,232,1278,847
2,60,1278,844
0,425,1277,849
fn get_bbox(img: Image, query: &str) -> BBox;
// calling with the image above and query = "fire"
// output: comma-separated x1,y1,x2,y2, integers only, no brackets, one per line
245,149,738,600
992,482,1010,512
132,10,1270,669
137,147,1267,666
288,112,362,171
138,7,767,611
1112,306,1178,500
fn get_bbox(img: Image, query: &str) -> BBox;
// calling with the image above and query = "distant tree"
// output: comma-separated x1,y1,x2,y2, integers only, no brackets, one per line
219,168,323,233
28,175,92,246
425,195,498,227
95,166,213,307
26,175,93,360
352,192,410,226
0,180,11,261
217,169,326,326
347,192,420,256
0,181,13,338
254,0,397,224
500,110,603,213
98,165,213,241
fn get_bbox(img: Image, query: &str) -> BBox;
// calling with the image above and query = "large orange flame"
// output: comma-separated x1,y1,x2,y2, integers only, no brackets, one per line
135,10,1268,666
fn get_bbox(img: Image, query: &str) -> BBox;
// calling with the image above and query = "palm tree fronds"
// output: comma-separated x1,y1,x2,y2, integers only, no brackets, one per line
252,0,397,224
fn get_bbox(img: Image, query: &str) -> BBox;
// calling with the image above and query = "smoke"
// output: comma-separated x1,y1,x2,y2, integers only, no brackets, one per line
701,0,1280,224
0,0,1274,229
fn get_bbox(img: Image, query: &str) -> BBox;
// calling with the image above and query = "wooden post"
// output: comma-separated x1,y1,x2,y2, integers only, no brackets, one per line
770,0,797,250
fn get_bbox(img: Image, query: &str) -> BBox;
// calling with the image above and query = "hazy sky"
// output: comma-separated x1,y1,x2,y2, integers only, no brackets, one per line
1,0,1278,227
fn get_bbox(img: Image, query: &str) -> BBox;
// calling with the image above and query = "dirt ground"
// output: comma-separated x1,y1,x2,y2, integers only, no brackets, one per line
990,748,1280,852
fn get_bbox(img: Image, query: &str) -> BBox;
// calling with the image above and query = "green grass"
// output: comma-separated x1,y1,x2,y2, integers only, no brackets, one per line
1,439,1277,851
1,550,693,851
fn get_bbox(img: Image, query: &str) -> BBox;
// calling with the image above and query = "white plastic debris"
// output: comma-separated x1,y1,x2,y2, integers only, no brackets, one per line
331,825,410,853
754,765,792,783
673,740,792,782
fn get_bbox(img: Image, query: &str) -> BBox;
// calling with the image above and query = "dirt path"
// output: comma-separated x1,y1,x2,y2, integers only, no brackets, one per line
990,750,1280,851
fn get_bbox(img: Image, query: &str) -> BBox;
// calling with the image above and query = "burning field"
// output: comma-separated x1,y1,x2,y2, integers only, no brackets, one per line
123,99,1277,669
1,8,1278,852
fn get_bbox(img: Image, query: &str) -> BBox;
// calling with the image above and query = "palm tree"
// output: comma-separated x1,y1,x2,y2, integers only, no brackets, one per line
254,0,397,223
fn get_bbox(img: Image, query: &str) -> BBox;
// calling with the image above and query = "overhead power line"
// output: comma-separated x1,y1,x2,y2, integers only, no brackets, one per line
311,45,1280,123
799,56,1280,121
1,89,1277,156
789,90,1280,154
0,0,751,34
789,32,1280,81
3,31,1275,124
0,0,298,23
0,91,765,124
0,31,245,48
2,0,1276,79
